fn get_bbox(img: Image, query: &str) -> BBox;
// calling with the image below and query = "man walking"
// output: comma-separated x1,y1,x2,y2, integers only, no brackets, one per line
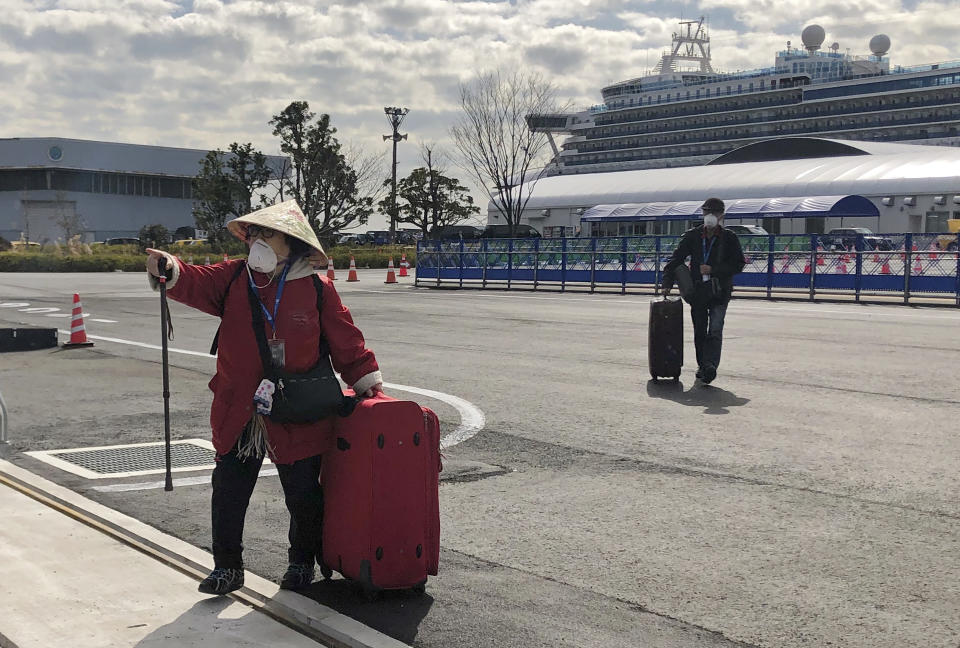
663,198,745,384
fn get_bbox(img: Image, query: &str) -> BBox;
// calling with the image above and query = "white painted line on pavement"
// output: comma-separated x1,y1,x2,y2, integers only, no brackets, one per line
383,382,486,450
56,330,216,358
53,331,486,450
18,307,59,313
92,468,280,492
45,313,72,318
0,302,29,308
89,318,118,323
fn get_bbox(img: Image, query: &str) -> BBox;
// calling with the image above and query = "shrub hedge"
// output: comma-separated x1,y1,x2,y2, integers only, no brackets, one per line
0,246,417,272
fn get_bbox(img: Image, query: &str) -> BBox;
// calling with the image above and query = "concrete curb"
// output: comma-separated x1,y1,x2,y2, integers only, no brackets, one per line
0,459,407,648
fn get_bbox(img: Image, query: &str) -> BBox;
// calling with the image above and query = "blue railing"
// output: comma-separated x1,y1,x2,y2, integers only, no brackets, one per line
415,233,960,305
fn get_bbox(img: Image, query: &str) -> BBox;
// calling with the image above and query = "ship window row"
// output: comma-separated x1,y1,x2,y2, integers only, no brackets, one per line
563,126,959,166
804,71,960,101
570,114,960,153
0,169,194,199
595,91,803,127
586,88,960,140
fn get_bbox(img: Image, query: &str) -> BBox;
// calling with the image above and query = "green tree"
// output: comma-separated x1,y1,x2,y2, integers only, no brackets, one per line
191,150,234,248
270,101,376,243
191,143,273,249
138,224,170,249
379,149,478,237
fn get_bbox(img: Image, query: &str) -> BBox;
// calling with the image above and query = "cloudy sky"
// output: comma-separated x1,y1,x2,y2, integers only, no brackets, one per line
2,0,959,227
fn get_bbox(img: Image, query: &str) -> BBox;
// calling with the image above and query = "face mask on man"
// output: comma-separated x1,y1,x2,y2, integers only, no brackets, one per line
248,238,278,273
703,213,720,229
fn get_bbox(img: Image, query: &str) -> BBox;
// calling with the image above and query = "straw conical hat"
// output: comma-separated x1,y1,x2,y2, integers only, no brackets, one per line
227,200,326,262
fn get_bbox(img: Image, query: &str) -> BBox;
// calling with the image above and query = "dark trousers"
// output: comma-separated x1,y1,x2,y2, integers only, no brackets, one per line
690,297,728,371
211,444,324,569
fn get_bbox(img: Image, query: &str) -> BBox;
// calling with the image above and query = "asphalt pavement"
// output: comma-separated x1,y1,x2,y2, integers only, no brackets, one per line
1,269,959,648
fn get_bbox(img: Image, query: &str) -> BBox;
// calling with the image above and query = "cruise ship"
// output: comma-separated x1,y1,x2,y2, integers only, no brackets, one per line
529,18,960,175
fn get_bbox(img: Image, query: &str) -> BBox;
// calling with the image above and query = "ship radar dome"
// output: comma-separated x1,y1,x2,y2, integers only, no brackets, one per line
801,24,826,52
869,34,891,57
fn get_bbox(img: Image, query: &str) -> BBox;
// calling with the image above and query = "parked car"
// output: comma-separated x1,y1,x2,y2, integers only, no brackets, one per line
724,224,768,236
364,230,394,245
428,225,484,240
820,228,893,251
336,233,364,246
11,240,41,249
105,237,142,246
481,224,542,239
174,238,203,246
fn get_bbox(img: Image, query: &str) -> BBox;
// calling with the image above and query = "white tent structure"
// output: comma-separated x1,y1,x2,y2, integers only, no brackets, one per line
491,138,960,236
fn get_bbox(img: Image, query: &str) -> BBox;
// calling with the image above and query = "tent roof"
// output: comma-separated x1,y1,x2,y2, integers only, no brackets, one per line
516,139,960,210
581,195,880,221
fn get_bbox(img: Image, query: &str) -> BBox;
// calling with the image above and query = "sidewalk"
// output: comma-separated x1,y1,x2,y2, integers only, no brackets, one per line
0,459,405,648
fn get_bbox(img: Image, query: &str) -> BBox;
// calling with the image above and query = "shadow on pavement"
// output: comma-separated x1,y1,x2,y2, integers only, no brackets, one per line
133,597,234,647
304,578,434,645
645,379,750,415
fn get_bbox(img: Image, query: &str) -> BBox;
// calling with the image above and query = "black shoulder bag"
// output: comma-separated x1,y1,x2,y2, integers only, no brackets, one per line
247,274,355,423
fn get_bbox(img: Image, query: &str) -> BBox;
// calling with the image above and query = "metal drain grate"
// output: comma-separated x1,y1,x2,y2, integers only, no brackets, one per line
25,439,217,479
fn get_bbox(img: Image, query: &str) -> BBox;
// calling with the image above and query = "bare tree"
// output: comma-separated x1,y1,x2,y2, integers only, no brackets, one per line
52,192,85,242
450,69,565,236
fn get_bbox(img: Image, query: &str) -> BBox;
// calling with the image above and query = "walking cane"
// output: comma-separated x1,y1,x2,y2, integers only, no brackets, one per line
159,275,174,492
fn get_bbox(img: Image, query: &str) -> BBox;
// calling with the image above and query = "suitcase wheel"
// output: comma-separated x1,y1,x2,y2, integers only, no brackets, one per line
319,564,333,580
409,582,427,596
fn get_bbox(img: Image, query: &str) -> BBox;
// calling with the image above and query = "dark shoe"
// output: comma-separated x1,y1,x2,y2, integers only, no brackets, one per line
198,567,244,595
279,562,315,590
701,364,717,384
695,367,704,381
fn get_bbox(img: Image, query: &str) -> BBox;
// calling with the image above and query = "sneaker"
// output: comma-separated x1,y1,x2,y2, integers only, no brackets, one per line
279,562,315,590
198,567,244,596
701,364,717,384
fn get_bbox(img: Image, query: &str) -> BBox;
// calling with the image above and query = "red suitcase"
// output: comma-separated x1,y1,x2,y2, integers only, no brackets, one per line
321,394,441,595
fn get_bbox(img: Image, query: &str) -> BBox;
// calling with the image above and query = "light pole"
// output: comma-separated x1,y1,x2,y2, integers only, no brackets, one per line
383,107,409,237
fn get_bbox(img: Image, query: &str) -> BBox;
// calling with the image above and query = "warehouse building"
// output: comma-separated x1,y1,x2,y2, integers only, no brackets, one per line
0,137,287,243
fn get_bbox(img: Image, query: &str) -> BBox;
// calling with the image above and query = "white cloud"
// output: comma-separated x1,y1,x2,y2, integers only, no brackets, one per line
0,0,958,226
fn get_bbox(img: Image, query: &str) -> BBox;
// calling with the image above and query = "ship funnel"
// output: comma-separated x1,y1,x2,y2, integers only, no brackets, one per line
801,24,826,53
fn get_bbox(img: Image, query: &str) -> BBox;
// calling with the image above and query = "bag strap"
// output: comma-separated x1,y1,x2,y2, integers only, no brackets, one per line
246,279,274,374
209,261,249,356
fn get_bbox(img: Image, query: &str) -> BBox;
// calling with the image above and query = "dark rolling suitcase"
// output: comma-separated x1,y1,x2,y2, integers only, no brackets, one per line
648,297,683,382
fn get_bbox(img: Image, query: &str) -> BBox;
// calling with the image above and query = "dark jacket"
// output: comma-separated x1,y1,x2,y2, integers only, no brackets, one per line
663,225,746,303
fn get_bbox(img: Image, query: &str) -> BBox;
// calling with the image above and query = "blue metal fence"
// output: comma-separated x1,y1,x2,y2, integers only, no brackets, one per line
416,233,960,305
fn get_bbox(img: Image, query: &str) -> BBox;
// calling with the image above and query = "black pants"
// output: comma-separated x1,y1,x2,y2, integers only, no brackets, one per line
211,442,324,569
690,297,728,371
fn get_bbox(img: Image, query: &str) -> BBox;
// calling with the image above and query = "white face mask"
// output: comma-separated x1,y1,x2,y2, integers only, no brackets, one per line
703,214,719,229
248,238,278,273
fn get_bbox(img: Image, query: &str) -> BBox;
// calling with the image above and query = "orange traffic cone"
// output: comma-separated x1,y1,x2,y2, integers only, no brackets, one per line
880,261,892,275
913,259,923,274
838,261,848,275
187,256,194,265
326,257,336,280
803,262,811,274
816,246,825,266
346,256,359,282
384,258,398,284
223,253,229,263
205,256,211,265
398,253,409,277
63,294,94,348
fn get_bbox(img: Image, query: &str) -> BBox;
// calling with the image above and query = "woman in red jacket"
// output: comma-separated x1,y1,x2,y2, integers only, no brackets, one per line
146,200,382,595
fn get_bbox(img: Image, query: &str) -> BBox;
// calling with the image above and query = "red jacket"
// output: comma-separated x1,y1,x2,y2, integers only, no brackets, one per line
165,259,379,463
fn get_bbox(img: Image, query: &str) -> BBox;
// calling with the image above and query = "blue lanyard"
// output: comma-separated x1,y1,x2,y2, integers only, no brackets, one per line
249,262,291,337
702,236,716,265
